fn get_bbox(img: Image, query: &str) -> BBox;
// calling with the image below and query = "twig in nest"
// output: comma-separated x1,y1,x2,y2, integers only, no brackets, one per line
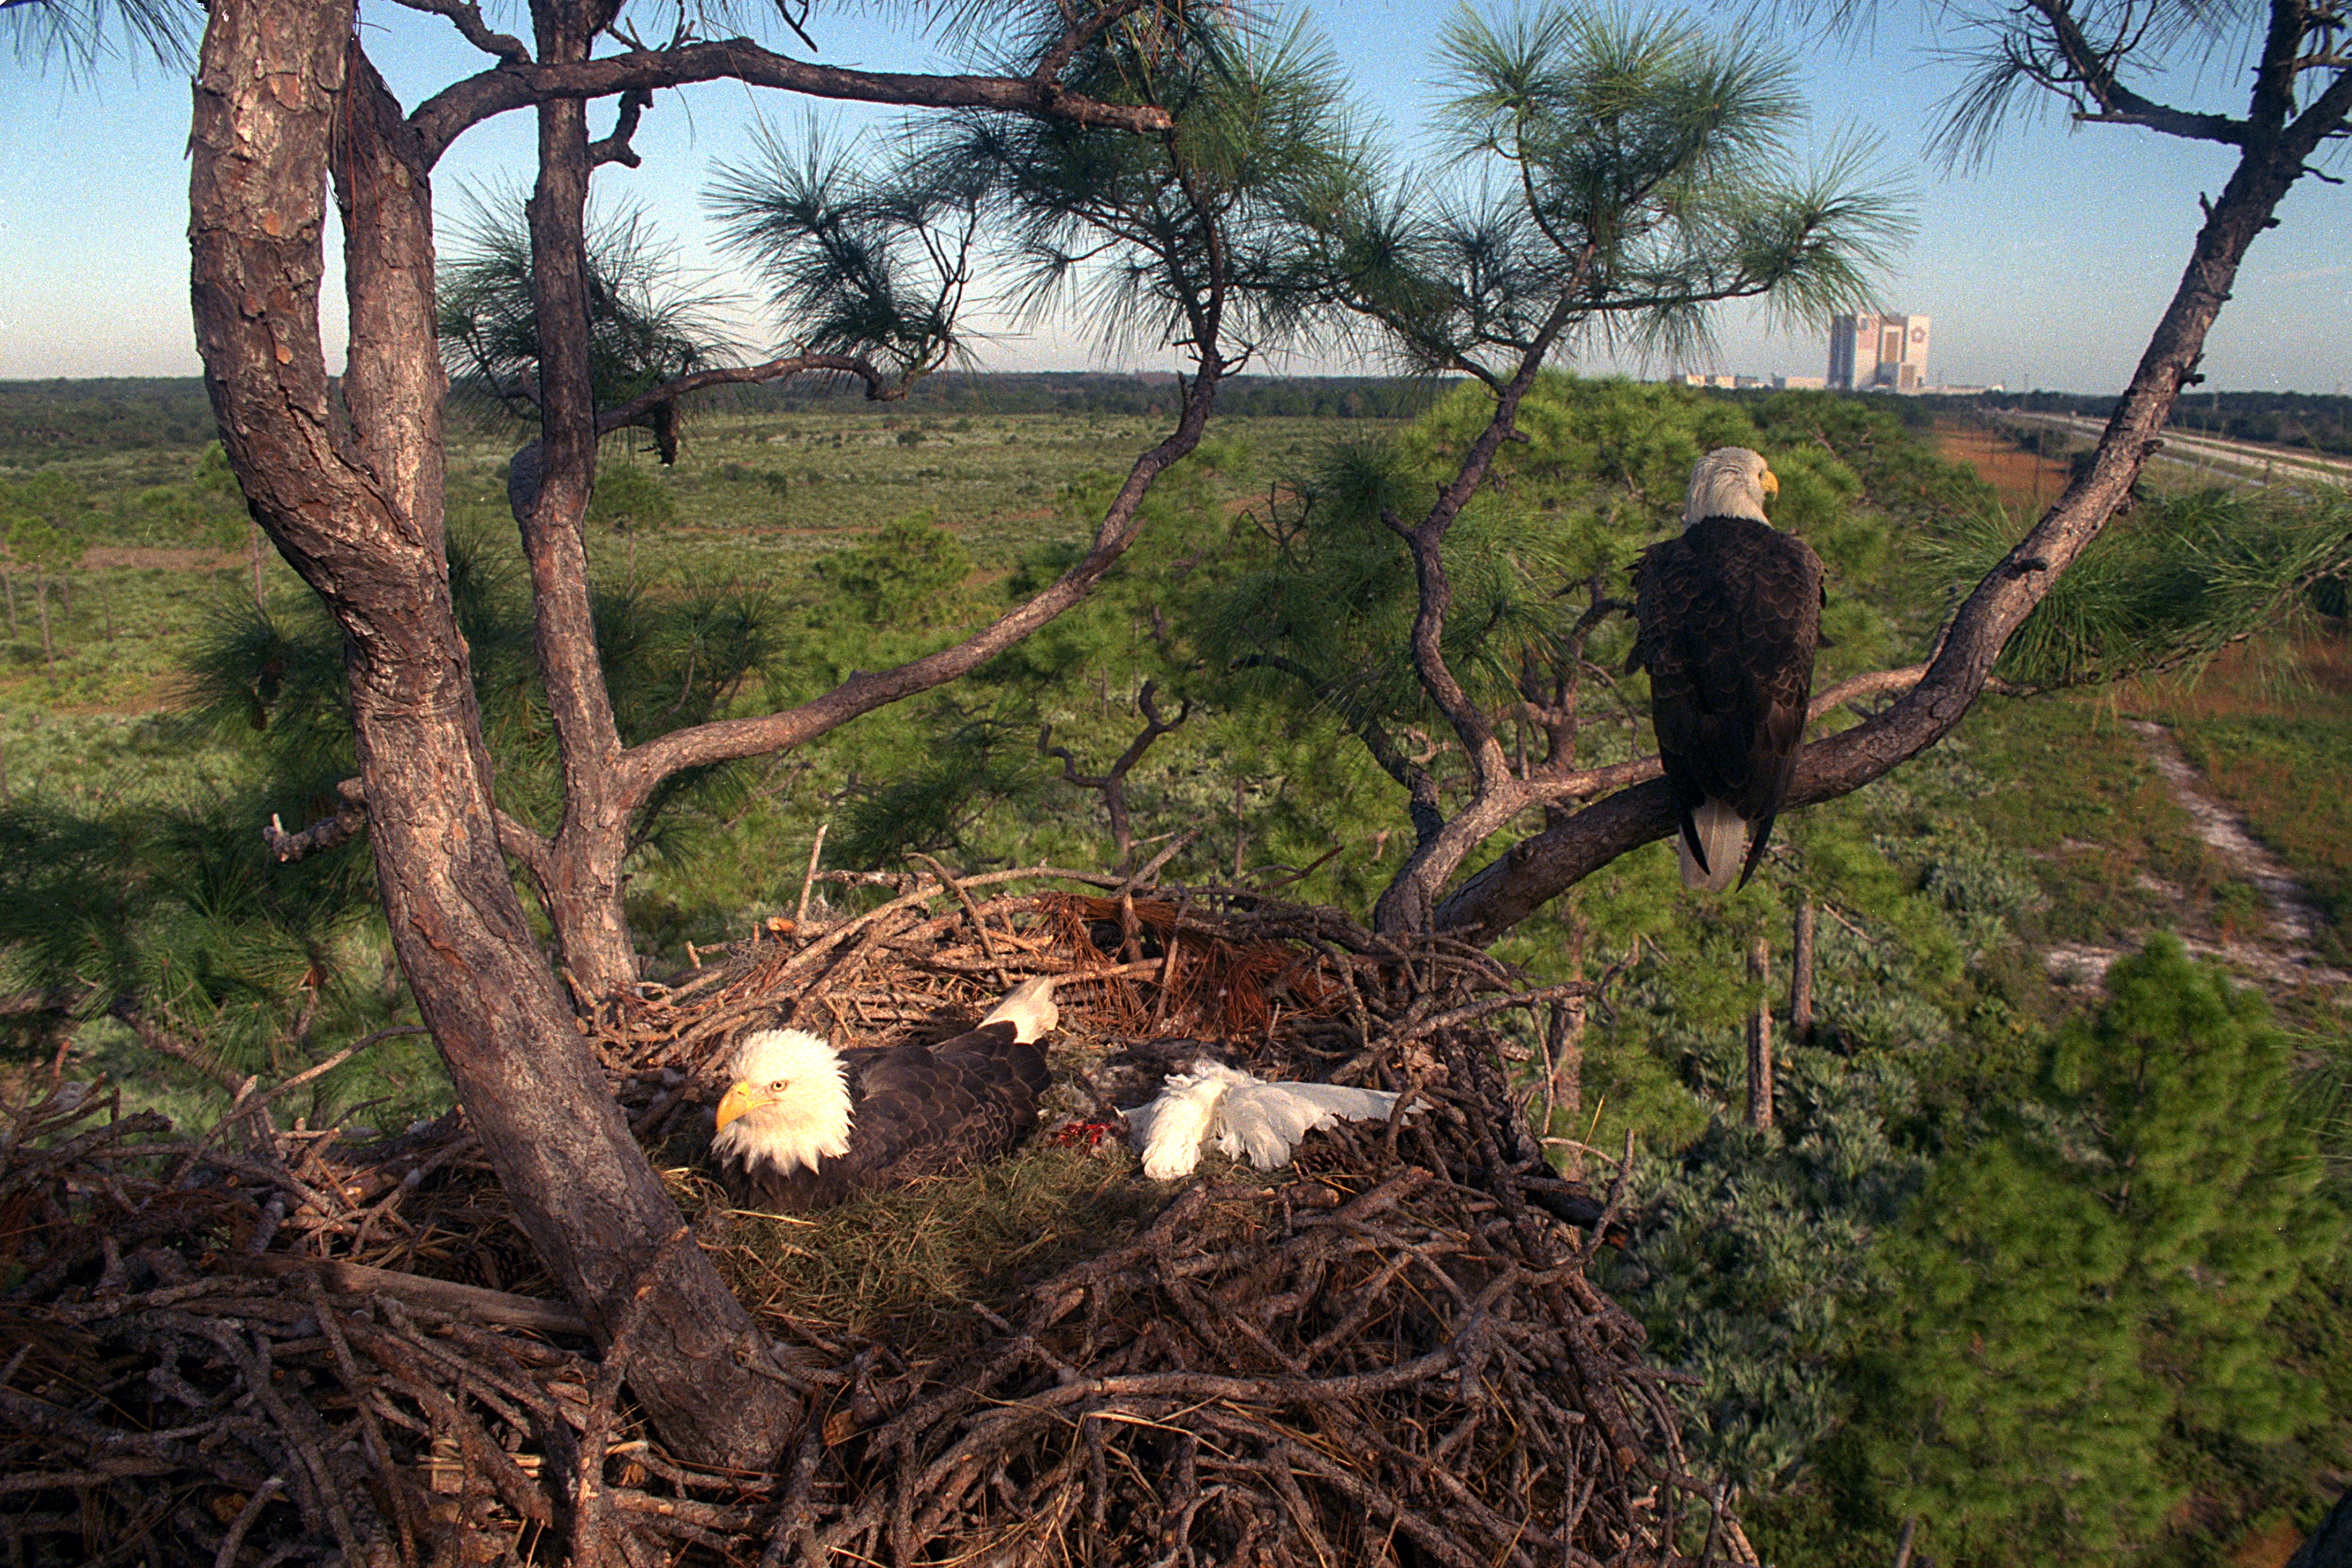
1381,979,1602,1048
906,853,1006,988
796,820,830,927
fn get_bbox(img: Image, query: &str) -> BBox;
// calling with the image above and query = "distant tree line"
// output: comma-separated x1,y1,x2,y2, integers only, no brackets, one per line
0,372,1457,463
0,379,225,460
18,372,2341,461
1998,387,2352,456
724,372,1459,421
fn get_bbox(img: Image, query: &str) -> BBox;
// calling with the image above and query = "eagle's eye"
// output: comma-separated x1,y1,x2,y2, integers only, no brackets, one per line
768,1079,790,1094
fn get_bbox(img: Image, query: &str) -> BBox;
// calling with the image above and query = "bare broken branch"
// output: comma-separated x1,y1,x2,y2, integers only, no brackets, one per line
261,778,368,863
1040,678,1193,867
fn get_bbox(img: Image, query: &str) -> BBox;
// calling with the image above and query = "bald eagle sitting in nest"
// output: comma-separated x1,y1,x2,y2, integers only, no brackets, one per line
710,977,1060,1212
1631,446,1824,892
1126,1060,1405,1180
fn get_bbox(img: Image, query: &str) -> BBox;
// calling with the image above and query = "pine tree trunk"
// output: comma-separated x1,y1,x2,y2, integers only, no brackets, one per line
1746,937,1773,1130
1790,899,1815,1044
542,848,643,1003
190,0,800,1468
508,56,646,1007
34,572,53,676
4,569,15,637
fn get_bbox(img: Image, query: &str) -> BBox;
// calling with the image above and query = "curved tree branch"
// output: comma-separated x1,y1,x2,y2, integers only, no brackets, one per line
1040,678,1192,866
586,85,652,168
1367,292,1584,931
611,347,1230,816
1030,0,1152,89
606,99,1244,826
410,40,1176,165
594,351,898,435
387,0,530,65
2024,0,2249,144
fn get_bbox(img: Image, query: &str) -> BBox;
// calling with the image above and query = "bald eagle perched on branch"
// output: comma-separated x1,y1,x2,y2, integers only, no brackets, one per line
710,977,1061,1212
1632,446,1824,892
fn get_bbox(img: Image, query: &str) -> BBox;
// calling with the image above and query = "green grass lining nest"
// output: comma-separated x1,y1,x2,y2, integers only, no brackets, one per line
669,1140,1171,1349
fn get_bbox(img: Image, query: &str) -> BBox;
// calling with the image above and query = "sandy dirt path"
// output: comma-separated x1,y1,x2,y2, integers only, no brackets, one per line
2042,720,2349,993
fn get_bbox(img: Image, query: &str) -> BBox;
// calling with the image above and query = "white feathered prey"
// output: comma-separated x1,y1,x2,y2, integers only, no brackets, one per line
1127,1060,1406,1180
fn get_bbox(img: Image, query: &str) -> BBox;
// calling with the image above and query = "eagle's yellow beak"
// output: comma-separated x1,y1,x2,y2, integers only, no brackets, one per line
1761,466,1779,502
714,1081,771,1134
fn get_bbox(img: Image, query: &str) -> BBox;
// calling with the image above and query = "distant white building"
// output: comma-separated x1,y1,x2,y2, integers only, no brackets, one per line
1774,374,1828,391
1828,313,1930,391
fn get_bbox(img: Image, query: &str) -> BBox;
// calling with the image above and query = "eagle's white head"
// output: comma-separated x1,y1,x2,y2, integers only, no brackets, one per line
711,1027,854,1178
1685,446,1779,524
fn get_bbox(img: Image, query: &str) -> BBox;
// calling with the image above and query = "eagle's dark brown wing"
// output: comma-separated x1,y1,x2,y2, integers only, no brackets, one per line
1632,515,1824,886
717,1021,1051,1213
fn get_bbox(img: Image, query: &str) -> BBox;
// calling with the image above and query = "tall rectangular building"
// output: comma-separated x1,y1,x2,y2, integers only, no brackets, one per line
1828,313,1930,391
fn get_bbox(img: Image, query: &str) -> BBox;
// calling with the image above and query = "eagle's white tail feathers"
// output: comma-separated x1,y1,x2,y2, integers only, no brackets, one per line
978,975,1060,1043
1130,1061,1404,1178
1679,800,1748,892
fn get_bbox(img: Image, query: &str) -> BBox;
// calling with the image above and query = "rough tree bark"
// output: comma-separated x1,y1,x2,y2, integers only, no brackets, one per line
1427,56,2352,941
189,0,798,1466
514,0,643,1000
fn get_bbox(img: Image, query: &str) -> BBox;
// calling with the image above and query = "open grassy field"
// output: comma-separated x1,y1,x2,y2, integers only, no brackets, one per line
445,405,1325,567
1925,416,2352,979
1932,419,2076,511
1,408,1334,713
0,399,1357,1127
1933,405,2352,511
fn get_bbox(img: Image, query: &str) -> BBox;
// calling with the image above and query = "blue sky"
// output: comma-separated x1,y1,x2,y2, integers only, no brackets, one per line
1,0,2346,393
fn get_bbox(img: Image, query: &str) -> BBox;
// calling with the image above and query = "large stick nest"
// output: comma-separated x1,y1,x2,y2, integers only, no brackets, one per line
0,872,1752,1566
